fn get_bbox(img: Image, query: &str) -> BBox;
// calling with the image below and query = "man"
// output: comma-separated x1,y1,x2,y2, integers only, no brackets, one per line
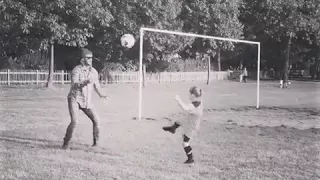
62,48,107,149
280,68,290,89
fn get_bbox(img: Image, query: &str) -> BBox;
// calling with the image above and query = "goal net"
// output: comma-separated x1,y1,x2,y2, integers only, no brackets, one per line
137,27,261,120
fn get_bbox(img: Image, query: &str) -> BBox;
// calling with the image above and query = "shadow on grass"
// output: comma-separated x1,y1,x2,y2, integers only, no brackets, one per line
247,124,320,133
0,135,74,148
132,117,157,121
223,121,320,136
0,136,65,152
0,135,119,156
218,121,320,136
204,106,320,116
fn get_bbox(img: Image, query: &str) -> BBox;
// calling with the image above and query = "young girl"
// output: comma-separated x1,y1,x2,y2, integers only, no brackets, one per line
162,86,204,164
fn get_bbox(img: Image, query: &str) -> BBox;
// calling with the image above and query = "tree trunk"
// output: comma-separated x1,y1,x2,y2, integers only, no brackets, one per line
46,43,54,88
207,56,211,85
240,59,243,70
217,48,221,71
316,60,320,80
207,51,216,85
283,32,293,84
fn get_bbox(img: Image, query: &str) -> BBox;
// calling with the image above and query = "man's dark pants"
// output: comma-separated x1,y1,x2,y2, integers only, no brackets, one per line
63,98,100,147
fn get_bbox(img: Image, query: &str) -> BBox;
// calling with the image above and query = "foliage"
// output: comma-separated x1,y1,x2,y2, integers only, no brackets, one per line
240,0,320,63
107,0,195,72
103,60,138,72
0,0,113,56
228,70,243,81
2,51,48,70
179,0,243,52
1,0,320,77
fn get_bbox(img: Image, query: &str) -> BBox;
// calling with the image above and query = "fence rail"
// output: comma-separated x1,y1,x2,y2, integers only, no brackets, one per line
0,70,229,85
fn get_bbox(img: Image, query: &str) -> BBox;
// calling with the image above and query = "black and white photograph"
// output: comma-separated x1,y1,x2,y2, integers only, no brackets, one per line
0,0,319,179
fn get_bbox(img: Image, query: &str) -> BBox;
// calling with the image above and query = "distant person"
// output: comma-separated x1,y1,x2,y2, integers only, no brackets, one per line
263,66,268,79
270,67,275,78
310,64,316,79
227,66,234,76
280,71,289,88
62,48,107,149
242,67,248,82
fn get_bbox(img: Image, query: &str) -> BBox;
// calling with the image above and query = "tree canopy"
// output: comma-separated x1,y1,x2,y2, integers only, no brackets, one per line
0,0,319,77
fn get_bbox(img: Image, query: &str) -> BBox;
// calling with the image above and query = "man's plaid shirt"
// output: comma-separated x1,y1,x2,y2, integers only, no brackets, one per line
68,65,99,109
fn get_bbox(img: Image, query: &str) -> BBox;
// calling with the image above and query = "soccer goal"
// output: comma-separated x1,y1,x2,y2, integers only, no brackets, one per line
138,27,261,120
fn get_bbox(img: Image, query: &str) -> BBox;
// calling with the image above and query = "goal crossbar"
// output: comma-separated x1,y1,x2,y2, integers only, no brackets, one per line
142,27,260,45
138,27,261,120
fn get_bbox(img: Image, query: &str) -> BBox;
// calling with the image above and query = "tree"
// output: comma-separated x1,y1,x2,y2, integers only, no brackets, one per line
179,0,243,71
206,51,216,84
0,0,114,87
104,0,194,72
301,32,320,79
240,0,320,81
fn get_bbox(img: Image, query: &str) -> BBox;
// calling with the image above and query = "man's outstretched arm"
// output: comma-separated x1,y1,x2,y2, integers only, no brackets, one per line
93,73,107,98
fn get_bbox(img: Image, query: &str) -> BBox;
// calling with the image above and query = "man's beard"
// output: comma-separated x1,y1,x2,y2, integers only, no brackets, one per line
82,62,92,66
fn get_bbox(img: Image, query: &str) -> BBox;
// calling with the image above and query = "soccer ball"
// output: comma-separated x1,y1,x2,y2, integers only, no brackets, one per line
120,34,135,48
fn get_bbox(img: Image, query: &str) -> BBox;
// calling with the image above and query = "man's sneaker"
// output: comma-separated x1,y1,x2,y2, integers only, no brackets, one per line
62,139,70,150
62,144,69,150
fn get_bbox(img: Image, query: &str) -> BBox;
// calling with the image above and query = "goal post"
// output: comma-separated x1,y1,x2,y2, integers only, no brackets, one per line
138,27,261,120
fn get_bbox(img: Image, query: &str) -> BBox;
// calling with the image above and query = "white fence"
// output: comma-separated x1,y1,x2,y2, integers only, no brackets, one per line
0,70,229,85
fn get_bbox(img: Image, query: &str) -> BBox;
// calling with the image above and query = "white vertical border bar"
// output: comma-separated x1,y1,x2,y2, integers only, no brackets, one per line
138,27,261,119
256,43,261,109
138,28,144,120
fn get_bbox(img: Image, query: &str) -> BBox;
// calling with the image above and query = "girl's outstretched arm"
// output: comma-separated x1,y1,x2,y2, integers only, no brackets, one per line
175,95,188,110
175,95,197,114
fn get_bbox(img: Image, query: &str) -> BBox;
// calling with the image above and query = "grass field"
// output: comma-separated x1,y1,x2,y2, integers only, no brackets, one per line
0,80,319,180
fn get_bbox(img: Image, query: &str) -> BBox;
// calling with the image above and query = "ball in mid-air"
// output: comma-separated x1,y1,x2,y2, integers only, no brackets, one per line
121,34,135,48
